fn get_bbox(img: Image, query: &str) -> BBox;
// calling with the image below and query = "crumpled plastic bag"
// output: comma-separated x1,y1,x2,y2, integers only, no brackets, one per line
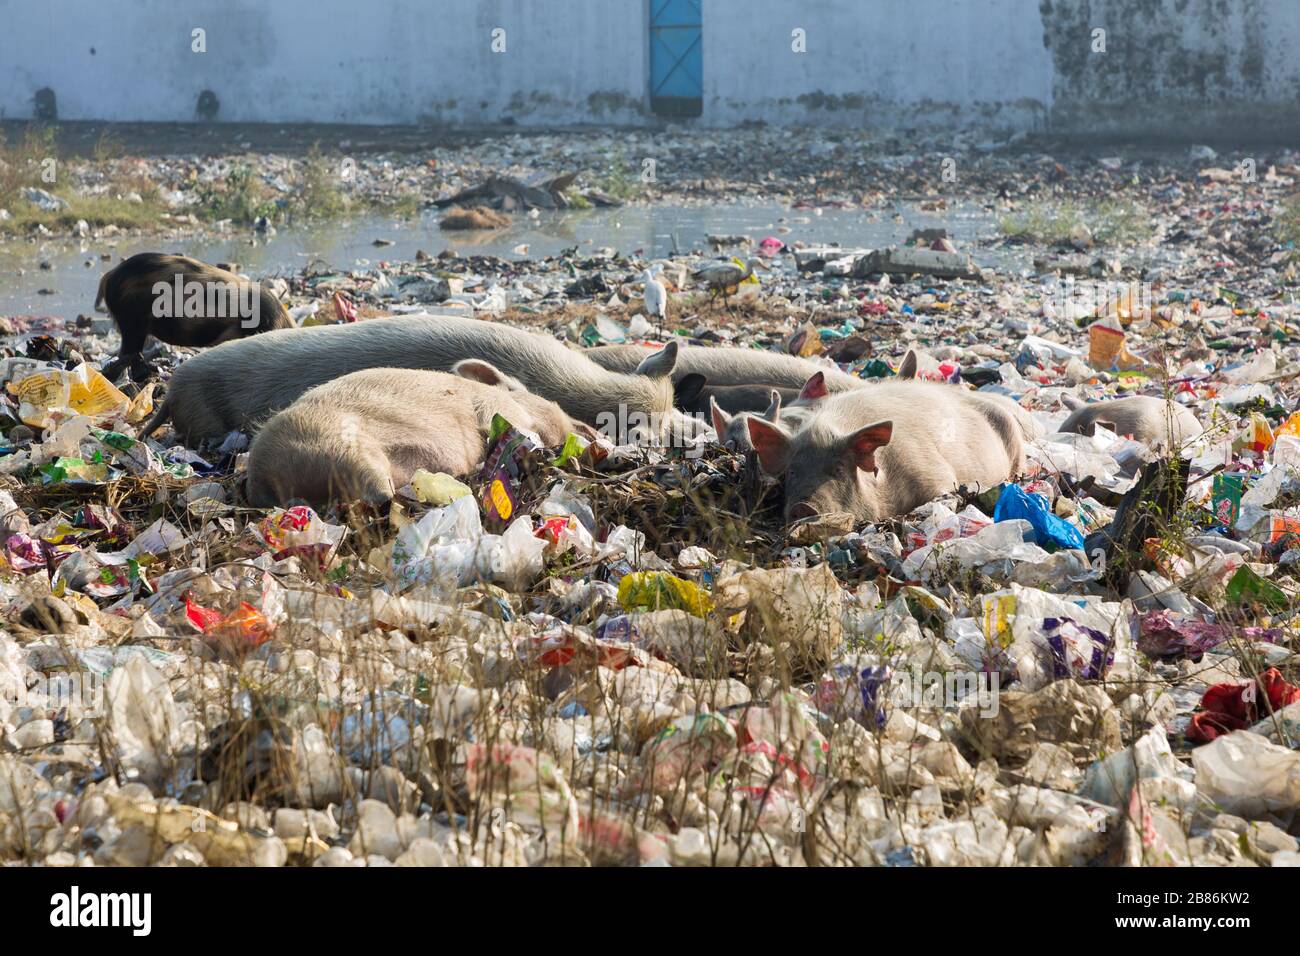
105,656,183,784
617,572,713,618
1187,667,1300,743
1081,724,1195,809
249,506,345,565
1137,610,1280,660
636,711,737,794
466,742,580,834
1192,731,1300,819
392,495,544,590
958,678,1122,766
7,362,130,428
968,585,1125,689
902,519,1050,581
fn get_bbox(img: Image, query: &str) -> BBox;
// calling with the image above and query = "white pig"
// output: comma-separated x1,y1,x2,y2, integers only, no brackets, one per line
244,363,586,508
1058,394,1202,448
144,314,680,446
746,380,1024,523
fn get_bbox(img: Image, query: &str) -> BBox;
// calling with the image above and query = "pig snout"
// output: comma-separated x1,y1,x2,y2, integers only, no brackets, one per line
788,501,820,520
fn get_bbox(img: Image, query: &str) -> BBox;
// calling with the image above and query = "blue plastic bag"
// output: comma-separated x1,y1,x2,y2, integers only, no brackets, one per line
993,484,1085,551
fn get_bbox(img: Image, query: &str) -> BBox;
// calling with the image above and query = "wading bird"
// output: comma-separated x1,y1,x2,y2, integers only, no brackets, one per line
642,265,667,331
692,257,764,310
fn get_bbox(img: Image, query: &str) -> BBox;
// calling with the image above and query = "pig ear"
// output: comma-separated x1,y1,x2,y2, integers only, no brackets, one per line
747,417,794,475
763,390,782,422
710,396,732,436
453,359,514,389
634,340,678,378
1094,418,1117,435
897,349,918,380
845,420,892,474
675,373,707,410
798,371,828,402
1061,394,1086,411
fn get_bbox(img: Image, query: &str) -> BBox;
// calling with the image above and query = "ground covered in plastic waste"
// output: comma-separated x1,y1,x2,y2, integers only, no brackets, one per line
2,129,1300,867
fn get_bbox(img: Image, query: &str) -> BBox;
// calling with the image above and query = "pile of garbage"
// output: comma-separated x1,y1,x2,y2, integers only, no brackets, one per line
1,136,1300,868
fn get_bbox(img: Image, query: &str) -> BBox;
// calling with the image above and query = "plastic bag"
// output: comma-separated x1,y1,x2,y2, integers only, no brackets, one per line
106,656,182,784
8,363,130,428
1081,724,1194,809
1192,731,1300,818
993,484,1085,550
410,470,472,505
617,571,713,618
250,506,345,564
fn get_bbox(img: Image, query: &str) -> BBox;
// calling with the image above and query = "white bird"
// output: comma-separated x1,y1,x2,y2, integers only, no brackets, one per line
642,266,667,329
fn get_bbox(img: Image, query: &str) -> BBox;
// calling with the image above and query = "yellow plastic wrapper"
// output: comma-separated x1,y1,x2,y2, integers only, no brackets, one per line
618,571,713,618
1249,412,1274,453
981,591,1017,649
8,364,130,428
125,382,158,425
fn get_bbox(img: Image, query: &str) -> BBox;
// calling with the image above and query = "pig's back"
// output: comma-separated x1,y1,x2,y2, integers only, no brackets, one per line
168,314,610,440
587,343,864,392
1061,396,1202,445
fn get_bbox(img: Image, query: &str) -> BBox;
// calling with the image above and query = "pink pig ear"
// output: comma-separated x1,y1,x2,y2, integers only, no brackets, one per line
845,420,893,474
798,371,828,402
747,416,794,475
710,397,732,437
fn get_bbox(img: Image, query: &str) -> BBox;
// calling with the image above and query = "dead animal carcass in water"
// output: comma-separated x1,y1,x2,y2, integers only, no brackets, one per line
440,205,512,230
434,173,621,212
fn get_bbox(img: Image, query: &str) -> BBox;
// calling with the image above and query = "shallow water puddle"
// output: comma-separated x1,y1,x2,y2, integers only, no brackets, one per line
0,201,1014,320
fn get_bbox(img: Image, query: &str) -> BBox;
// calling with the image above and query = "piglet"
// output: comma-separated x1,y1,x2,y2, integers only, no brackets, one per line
245,363,585,508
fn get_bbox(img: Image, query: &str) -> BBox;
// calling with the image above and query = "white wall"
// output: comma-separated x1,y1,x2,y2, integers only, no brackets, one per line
703,0,1053,131
0,0,649,125
1,0,1297,136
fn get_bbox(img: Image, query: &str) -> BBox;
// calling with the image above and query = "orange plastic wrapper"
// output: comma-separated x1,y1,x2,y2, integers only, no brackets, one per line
186,597,273,647
1270,515,1300,543
1088,322,1125,368
1249,412,1274,454
1275,411,1300,441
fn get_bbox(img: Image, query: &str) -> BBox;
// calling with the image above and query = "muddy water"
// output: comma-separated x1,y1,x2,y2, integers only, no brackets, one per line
0,201,1016,320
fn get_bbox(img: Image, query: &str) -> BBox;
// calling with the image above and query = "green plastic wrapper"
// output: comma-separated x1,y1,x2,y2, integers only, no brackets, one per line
1225,565,1289,613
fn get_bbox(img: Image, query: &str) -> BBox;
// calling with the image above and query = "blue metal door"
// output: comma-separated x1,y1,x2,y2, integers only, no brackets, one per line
650,0,702,117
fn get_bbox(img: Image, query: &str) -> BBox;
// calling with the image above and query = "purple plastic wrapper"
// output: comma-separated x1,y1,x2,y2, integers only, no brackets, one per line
1042,617,1114,680
1137,609,1281,660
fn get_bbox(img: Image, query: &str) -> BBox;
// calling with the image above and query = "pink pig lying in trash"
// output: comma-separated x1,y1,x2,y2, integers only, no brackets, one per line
1058,394,1203,449
244,364,590,508
746,379,1025,524
144,314,681,447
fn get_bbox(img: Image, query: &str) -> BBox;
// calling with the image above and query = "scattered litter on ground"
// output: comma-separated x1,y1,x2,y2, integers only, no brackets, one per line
2,128,1300,867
